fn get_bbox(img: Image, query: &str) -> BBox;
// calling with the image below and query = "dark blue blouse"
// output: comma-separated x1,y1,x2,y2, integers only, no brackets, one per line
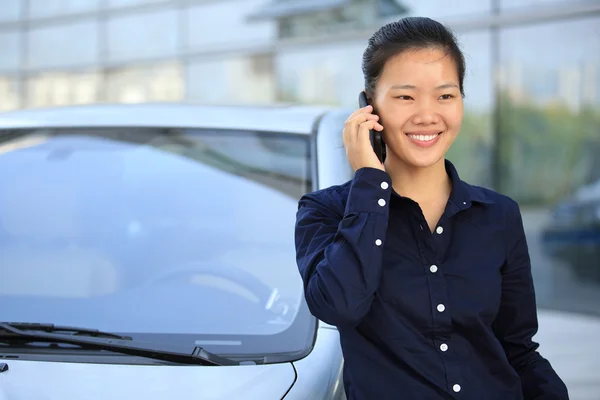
294,160,568,399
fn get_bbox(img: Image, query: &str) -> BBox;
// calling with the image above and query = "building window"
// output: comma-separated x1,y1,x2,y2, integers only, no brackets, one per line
26,20,99,70
186,54,275,105
0,30,21,72
28,0,100,19
0,77,20,111
273,0,408,40
106,9,178,63
0,0,22,22
26,70,102,108
105,61,184,103
497,16,600,205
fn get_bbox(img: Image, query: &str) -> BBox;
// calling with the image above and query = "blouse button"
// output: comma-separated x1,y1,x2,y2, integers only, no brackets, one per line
375,239,382,246
437,304,445,312
440,343,448,352
378,198,386,207
453,384,461,393
436,226,443,234
380,182,389,190
429,265,438,273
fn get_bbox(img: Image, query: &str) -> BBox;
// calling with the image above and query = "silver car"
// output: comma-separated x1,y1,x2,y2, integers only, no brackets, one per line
0,104,598,400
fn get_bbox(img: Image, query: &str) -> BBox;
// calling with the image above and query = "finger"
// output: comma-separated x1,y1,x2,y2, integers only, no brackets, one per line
344,114,376,146
342,124,354,148
345,105,373,122
357,120,384,134
347,113,379,129
342,126,349,148
344,113,380,148
356,120,384,141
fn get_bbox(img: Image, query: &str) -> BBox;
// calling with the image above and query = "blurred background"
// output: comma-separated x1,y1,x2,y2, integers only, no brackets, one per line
0,0,599,383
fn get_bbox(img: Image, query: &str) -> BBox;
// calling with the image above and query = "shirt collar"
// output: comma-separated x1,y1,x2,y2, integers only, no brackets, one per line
445,159,495,212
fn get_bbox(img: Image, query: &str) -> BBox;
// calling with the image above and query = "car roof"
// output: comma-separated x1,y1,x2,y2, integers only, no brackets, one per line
0,102,337,134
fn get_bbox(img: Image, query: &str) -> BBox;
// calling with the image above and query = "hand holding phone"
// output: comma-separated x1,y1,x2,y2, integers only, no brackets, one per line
341,92,386,172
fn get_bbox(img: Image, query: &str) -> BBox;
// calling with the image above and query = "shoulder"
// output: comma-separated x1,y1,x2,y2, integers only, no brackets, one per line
449,157,521,224
466,183,523,228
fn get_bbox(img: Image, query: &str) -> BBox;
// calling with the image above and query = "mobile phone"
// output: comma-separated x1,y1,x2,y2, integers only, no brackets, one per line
358,91,386,163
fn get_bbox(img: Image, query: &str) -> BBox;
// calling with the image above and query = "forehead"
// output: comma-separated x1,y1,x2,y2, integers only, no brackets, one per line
379,47,459,83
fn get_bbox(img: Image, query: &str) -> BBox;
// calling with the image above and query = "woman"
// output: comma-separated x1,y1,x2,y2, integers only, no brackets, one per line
294,17,568,400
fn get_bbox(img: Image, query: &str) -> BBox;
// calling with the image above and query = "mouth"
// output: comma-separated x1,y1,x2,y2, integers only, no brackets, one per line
405,131,443,148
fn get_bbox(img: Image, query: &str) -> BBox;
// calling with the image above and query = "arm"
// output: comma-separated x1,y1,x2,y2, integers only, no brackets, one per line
492,199,569,399
294,167,391,328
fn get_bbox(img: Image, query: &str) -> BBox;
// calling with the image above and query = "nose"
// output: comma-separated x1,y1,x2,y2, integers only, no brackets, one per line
411,102,440,125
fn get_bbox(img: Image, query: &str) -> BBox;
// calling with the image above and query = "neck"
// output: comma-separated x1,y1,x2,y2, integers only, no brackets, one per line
384,156,451,203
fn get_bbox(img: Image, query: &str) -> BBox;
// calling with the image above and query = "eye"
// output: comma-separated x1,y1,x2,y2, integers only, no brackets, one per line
395,95,413,100
439,94,454,100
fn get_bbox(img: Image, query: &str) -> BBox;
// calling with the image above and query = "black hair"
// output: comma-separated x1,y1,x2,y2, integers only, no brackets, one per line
362,17,466,98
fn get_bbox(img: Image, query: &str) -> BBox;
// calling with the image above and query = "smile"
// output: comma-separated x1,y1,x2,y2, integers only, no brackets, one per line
405,131,442,148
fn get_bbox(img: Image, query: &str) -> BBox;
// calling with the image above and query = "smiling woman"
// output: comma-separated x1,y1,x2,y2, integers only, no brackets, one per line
295,16,569,400
370,49,464,169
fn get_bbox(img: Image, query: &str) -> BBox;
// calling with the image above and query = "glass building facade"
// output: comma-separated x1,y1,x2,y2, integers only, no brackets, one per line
1,0,600,316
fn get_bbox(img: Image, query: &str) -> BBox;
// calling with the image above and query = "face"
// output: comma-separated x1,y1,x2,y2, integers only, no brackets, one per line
371,47,463,170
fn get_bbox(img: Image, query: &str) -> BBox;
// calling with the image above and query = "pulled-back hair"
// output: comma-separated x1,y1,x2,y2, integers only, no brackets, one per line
362,17,466,97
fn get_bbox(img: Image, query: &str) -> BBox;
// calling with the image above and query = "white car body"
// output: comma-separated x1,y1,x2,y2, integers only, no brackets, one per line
0,104,598,400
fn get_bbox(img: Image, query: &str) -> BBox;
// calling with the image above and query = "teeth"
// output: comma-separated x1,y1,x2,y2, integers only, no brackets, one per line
408,134,438,141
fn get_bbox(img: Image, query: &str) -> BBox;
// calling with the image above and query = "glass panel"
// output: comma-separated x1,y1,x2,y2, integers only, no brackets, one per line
0,0,22,22
0,76,21,111
105,62,184,103
26,70,102,108
28,0,100,18
497,16,600,328
392,0,491,19
0,30,21,72
446,30,493,186
0,128,311,350
185,58,228,104
276,0,492,39
106,9,178,63
501,0,572,11
276,42,366,105
106,0,168,7
186,54,276,104
276,1,378,39
27,21,98,70
187,0,275,50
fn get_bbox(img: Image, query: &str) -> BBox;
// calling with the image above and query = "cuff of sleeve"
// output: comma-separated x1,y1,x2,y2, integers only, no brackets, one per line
345,167,393,215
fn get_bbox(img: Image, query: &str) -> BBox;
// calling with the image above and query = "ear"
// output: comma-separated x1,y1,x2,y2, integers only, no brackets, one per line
363,89,374,105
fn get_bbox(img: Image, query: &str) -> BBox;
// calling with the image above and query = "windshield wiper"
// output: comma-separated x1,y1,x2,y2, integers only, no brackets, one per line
0,322,238,366
0,322,133,340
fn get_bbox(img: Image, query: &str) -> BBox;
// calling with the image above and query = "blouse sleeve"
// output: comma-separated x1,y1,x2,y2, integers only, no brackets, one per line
294,167,392,328
492,199,569,399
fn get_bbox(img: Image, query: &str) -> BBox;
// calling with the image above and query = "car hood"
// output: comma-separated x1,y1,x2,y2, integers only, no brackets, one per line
0,359,296,400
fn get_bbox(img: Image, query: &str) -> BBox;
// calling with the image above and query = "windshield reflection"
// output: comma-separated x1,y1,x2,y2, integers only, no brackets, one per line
0,128,311,342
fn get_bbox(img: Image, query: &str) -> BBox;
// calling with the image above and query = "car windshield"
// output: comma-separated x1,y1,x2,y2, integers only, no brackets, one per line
0,127,314,360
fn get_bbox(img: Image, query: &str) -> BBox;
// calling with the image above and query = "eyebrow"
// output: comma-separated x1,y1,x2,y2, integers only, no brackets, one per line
390,83,459,90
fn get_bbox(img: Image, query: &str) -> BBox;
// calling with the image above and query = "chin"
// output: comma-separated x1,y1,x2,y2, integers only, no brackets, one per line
404,153,446,169
386,148,447,170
